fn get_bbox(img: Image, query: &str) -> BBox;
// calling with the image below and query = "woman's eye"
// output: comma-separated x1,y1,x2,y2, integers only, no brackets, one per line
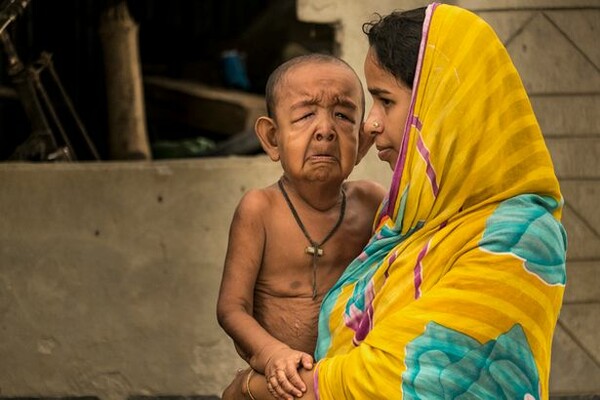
381,98,393,107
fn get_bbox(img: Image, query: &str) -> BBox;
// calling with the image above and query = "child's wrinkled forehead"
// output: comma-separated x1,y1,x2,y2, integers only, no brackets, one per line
274,62,364,115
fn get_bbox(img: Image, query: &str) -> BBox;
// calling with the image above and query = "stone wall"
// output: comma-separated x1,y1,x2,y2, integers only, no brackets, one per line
0,158,389,399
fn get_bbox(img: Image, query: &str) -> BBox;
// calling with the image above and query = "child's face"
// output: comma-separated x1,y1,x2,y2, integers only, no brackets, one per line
273,62,363,184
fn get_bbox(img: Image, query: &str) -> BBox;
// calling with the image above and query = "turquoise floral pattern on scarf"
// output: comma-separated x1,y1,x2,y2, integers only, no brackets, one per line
403,322,540,399
317,187,412,360
480,194,567,285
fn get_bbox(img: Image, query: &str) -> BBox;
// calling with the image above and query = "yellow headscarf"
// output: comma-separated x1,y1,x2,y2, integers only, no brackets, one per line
315,3,567,399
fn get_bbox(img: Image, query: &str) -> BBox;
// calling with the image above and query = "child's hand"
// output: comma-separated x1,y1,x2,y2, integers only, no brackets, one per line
264,348,314,400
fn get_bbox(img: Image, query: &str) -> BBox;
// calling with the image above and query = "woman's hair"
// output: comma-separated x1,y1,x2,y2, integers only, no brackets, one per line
362,7,426,88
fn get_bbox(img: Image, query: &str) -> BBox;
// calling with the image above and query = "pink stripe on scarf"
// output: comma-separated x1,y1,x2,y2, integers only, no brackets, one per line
386,2,440,218
416,128,440,197
414,241,429,299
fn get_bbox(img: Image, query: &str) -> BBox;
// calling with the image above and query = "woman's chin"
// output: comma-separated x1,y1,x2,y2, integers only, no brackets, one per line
377,149,397,169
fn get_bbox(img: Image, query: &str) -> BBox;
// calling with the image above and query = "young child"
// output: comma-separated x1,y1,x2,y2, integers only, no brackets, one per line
217,54,385,400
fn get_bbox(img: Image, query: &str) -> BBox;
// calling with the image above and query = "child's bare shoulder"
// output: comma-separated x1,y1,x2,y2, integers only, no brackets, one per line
235,184,279,216
343,179,387,205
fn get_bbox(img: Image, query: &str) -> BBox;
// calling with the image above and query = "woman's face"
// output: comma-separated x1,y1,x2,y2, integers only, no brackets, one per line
363,47,413,169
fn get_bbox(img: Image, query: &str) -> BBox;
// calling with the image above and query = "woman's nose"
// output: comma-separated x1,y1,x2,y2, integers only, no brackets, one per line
364,115,382,136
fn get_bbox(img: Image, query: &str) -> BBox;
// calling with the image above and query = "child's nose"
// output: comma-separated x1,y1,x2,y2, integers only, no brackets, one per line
315,131,336,141
314,116,337,141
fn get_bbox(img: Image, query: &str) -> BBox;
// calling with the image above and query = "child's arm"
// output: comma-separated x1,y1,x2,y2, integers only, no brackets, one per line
217,190,312,399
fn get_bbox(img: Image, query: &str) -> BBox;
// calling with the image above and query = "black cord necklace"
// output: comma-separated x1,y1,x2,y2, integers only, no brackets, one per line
278,178,346,299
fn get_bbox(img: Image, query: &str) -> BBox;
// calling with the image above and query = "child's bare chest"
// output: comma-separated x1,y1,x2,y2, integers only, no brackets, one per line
258,218,364,297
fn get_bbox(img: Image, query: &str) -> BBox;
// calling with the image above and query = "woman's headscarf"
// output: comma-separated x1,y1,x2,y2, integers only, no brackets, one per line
315,3,567,399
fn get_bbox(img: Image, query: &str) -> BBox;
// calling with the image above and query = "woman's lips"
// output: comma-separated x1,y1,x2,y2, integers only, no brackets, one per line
377,147,392,161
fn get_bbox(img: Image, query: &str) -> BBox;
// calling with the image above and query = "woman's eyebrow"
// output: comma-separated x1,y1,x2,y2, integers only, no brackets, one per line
368,87,392,96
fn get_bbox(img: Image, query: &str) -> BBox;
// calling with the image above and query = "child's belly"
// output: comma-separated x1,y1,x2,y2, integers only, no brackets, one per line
253,292,323,355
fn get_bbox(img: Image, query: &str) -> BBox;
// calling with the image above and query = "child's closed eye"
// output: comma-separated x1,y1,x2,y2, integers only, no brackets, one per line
335,112,355,123
293,112,315,123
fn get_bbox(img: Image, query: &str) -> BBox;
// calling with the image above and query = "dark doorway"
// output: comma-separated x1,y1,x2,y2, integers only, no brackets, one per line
0,0,335,160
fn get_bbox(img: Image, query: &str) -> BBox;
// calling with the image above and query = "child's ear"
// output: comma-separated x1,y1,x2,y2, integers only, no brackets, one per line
356,122,374,165
255,116,280,161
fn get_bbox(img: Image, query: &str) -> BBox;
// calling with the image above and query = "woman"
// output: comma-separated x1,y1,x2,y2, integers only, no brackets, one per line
224,3,567,399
